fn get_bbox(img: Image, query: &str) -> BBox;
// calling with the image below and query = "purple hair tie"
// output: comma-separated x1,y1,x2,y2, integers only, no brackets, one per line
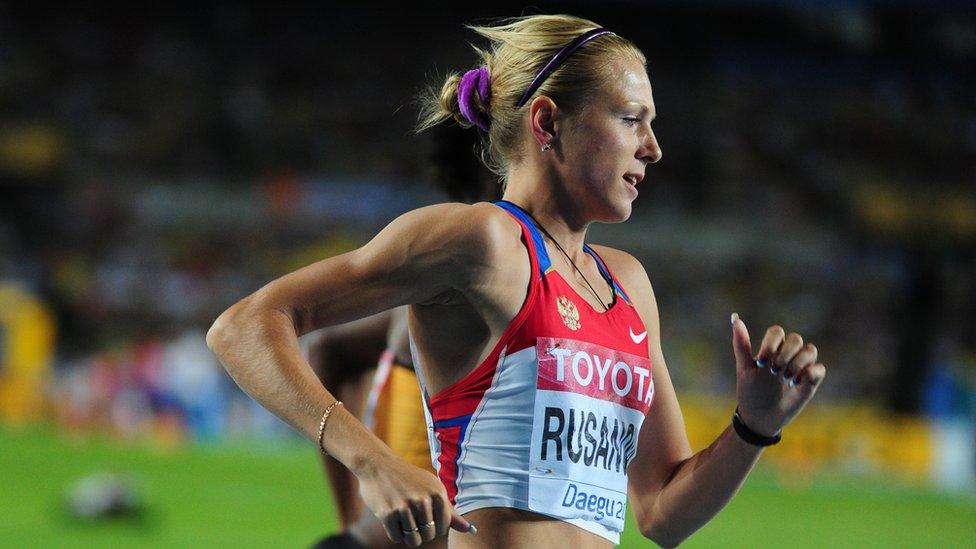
458,66,491,131
515,28,614,109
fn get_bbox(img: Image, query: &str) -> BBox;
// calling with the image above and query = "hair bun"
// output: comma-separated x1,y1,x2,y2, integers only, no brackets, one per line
457,66,491,131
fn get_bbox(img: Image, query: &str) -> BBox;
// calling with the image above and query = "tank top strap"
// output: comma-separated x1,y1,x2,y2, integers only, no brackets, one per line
583,244,633,305
492,200,552,277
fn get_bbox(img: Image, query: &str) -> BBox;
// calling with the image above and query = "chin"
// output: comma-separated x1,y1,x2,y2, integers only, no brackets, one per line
614,205,634,222
599,199,633,223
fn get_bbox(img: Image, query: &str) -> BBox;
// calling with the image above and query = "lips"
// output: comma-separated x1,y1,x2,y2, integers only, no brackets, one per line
623,175,639,198
623,173,643,186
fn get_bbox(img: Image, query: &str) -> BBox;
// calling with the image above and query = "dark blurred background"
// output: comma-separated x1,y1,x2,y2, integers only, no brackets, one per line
1,2,974,545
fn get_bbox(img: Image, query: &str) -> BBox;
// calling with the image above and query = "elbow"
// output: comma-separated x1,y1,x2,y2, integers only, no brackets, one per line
206,304,238,360
207,293,263,359
206,310,230,357
639,514,688,548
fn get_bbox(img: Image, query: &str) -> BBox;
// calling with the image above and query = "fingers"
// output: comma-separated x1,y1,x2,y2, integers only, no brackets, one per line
432,492,451,538
450,509,475,534
759,328,803,377
755,325,785,369
785,343,817,383
397,506,422,547
408,497,437,543
796,362,827,390
382,510,406,545
730,313,754,374
753,326,822,388
772,333,804,377
379,491,463,546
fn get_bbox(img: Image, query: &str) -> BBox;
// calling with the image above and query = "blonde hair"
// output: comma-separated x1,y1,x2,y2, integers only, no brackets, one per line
416,14,646,181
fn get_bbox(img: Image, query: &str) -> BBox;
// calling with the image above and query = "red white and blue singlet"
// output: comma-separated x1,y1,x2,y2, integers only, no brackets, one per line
411,200,654,543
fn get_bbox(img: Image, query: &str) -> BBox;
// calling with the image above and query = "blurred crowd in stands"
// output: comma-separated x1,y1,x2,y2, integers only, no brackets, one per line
1,3,973,444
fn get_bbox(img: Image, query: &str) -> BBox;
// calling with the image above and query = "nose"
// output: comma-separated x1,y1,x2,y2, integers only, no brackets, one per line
638,127,662,164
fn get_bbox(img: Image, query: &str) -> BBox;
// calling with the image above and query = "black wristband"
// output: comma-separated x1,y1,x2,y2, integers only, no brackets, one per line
732,408,781,446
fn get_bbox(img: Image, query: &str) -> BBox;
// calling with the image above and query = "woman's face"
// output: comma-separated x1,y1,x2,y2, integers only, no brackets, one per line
556,57,662,222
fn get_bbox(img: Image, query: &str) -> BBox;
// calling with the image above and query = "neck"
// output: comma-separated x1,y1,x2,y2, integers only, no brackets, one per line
502,163,590,259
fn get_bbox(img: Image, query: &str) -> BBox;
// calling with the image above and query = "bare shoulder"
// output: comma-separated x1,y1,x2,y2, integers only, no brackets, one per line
431,200,527,278
453,201,524,247
389,201,520,256
365,201,524,300
588,244,653,298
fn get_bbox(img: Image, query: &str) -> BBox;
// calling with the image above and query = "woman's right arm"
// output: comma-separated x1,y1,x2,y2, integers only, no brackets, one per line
206,202,498,545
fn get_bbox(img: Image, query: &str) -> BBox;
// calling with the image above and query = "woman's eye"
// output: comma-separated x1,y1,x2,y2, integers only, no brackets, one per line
623,117,641,126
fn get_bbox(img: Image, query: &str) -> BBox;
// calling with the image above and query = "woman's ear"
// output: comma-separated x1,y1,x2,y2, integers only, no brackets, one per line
529,95,558,148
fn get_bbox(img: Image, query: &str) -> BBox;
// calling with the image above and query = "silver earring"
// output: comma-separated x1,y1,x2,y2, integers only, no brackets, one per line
541,142,552,152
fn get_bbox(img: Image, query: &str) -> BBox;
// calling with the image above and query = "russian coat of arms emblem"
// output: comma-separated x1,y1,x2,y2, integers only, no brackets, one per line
556,296,580,331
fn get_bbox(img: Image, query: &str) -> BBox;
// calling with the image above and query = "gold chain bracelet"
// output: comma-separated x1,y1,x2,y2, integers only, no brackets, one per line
317,400,343,456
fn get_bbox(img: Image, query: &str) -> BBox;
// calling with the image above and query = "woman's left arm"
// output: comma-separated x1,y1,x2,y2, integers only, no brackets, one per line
595,247,826,548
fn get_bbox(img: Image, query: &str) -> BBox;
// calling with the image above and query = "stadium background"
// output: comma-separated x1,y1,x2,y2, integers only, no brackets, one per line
1,1,974,547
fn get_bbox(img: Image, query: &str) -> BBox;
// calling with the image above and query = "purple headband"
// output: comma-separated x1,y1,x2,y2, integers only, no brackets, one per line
515,28,615,109
458,66,491,131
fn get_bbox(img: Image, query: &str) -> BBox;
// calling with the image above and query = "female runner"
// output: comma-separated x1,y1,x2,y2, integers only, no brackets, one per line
208,14,826,548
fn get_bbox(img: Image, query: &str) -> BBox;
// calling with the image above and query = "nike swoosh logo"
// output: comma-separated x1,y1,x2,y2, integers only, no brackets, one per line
629,327,648,344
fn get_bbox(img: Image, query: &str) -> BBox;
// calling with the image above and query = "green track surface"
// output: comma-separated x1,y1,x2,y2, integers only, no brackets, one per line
2,424,974,548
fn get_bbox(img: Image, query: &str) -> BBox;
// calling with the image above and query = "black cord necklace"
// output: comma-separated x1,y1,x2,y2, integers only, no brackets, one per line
518,207,613,312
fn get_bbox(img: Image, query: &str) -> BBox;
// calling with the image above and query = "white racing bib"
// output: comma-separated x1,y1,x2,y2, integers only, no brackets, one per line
528,337,654,533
